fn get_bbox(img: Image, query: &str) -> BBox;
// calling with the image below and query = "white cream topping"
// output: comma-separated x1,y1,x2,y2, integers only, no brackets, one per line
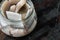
6,11,22,21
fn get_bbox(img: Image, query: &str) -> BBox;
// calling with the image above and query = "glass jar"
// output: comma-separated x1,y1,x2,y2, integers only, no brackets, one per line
0,0,37,37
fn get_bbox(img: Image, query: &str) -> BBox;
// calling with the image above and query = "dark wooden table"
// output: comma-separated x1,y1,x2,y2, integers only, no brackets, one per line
0,30,5,40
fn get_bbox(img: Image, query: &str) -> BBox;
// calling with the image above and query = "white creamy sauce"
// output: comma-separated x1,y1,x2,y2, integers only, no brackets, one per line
6,11,22,21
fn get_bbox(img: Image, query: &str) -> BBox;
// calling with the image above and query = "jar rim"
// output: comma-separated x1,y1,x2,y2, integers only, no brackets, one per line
0,0,35,22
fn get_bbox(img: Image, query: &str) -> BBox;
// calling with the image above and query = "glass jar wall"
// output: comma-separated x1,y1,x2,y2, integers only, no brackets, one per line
0,0,37,37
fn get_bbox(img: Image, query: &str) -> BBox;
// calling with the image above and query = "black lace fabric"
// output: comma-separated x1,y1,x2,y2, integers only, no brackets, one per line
0,0,60,40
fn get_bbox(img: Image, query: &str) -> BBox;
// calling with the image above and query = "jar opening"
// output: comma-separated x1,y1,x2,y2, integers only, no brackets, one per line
0,0,34,22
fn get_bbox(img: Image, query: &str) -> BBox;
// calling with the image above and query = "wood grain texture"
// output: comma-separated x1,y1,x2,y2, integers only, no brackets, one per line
0,30,5,40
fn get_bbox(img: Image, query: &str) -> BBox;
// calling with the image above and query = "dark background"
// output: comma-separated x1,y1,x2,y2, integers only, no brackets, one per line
0,0,60,40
